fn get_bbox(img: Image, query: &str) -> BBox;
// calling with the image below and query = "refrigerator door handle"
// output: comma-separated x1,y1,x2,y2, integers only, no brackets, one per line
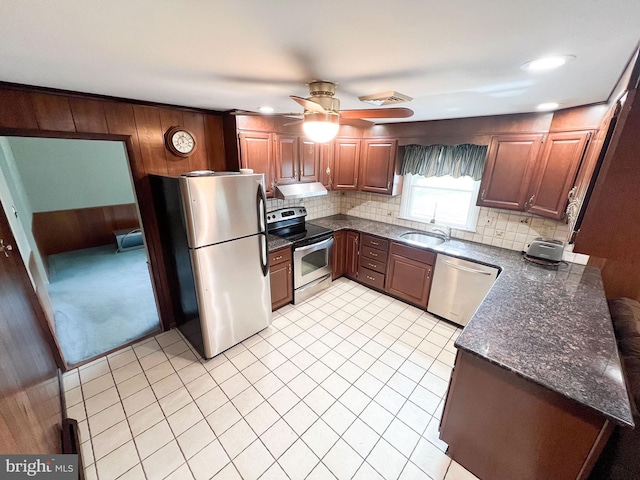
257,182,267,234
259,233,269,277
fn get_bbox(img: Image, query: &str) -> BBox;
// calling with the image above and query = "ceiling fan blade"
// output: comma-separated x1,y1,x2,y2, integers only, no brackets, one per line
340,108,414,119
290,96,327,114
341,118,374,128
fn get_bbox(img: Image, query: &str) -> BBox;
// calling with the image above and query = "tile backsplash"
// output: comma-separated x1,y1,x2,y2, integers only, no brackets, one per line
266,190,586,262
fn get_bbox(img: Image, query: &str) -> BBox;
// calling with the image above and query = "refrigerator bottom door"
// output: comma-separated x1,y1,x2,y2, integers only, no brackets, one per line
190,234,271,358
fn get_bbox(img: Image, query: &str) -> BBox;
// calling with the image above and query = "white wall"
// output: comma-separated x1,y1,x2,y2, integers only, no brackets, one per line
8,137,134,212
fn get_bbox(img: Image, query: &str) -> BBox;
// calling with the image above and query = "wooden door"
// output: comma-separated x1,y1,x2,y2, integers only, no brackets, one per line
0,202,62,454
478,135,543,211
332,230,346,279
318,142,334,189
275,134,298,185
527,131,591,219
299,139,320,183
385,253,433,308
334,139,361,190
360,139,398,195
345,231,360,279
238,131,274,196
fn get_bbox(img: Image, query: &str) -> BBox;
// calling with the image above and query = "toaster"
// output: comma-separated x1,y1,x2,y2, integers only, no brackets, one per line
526,238,564,262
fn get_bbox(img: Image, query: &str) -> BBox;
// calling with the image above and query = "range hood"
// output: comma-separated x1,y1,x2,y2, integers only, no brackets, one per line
274,182,328,200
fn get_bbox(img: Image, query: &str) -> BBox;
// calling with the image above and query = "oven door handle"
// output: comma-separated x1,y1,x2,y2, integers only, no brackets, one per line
295,236,333,253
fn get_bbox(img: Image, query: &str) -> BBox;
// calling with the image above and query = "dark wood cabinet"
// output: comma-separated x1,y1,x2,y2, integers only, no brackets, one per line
345,231,360,279
360,139,399,195
358,234,390,290
274,134,298,185
478,134,543,210
332,230,346,280
527,131,591,219
334,138,361,190
269,247,293,311
385,242,434,308
238,131,275,197
318,142,333,189
299,139,320,183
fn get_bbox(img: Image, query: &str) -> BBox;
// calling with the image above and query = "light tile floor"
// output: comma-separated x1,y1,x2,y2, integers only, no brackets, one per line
63,278,479,480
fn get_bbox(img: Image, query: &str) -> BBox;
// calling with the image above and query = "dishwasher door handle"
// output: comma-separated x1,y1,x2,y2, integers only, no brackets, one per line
442,260,494,275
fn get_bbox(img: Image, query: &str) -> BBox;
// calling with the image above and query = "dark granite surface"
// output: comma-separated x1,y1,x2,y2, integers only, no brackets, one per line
267,234,292,252
309,214,634,427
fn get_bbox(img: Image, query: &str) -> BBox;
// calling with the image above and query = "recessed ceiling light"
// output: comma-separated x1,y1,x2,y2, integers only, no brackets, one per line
258,106,274,113
537,102,559,111
521,55,576,72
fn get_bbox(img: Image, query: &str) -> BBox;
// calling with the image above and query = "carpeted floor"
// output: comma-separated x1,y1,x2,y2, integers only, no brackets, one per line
47,245,160,365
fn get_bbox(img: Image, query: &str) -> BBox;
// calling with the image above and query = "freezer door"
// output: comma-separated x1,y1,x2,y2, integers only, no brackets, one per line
190,233,271,358
180,173,267,248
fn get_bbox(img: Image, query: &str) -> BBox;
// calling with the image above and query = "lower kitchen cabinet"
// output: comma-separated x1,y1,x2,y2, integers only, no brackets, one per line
385,242,435,308
345,231,360,280
332,231,346,280
358,233,389,290
269,246,292,311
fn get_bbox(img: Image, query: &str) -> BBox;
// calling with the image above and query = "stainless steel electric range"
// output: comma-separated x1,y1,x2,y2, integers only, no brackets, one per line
267,207,334,304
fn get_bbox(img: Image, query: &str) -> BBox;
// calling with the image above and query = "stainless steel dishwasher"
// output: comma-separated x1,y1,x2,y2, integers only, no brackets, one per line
427,254,499,326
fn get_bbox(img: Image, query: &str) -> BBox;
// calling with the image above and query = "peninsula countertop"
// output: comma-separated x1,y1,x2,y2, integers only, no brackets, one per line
309,214,634,427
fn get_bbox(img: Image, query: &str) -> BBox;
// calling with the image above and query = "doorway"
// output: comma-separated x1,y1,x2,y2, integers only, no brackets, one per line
0,136,161,366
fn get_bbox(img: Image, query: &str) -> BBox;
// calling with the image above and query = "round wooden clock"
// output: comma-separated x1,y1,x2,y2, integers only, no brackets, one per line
165,126,197,157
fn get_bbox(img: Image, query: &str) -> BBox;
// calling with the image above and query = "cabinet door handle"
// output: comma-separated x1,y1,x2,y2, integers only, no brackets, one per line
387,181,391,190
354,177,358,187
526,194,536,209
294,169,298,178
481,189,486,201
370,241,379,246
274,255,283,261
369,251,378,257
1,239,13,257
366,275,375,281
368,263,377,268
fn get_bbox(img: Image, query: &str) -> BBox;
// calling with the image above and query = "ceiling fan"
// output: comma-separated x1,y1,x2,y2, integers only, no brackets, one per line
233,81,414,142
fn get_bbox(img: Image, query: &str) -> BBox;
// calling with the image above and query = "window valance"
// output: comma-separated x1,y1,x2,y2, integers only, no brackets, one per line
400,144,488,181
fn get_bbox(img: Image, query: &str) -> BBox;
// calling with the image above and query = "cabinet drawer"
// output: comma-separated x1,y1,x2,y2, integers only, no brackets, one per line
390,242,435,265
361,234,389,251
359,266,385,290
359,255,386,274
361,246,387,261
269,247,292,266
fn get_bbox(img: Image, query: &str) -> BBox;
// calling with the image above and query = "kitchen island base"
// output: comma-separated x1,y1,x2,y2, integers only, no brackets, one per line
439,350,614,480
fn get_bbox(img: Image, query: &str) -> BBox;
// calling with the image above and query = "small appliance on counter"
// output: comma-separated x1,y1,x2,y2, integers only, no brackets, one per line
524,238,565,265
150,171,272,359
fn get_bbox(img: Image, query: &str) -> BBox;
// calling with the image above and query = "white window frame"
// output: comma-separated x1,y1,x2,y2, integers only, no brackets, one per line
399,174,481,232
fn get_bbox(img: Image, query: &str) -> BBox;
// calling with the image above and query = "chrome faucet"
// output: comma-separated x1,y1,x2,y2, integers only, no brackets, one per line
432,227,451,240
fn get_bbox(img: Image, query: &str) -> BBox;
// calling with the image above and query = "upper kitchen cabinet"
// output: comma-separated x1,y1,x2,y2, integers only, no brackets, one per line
527,131,591,219
238,131,275,196
477,134,543,211
274,134,298,185
299,139,321,183
333,138,361,190
318,142,333,189
360,139,401,195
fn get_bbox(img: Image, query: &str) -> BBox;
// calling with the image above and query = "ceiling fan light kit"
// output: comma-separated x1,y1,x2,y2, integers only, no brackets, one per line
302,112,340,143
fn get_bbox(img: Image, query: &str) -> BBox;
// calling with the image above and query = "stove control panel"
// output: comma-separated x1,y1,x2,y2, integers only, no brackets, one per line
266,207,307,224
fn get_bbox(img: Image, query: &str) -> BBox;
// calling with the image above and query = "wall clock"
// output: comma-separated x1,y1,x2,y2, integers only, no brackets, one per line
165,126,197,157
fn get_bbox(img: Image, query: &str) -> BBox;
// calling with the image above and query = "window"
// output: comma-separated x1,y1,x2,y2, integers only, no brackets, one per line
399,174,481,231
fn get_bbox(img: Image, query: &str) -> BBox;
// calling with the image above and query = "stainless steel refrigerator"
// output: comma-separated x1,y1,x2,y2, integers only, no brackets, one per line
151,171,271,359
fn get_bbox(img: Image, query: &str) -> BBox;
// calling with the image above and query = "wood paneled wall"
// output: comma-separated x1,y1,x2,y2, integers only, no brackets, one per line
0,83,237,331
32,203,139,256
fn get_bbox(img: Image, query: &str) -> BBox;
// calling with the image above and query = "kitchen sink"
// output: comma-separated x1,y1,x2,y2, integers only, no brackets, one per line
400,231,446,247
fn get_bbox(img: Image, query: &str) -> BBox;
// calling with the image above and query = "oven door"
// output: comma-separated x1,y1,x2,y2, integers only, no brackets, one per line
293,236,334,289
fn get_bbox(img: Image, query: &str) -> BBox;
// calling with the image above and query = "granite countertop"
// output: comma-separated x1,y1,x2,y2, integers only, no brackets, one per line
309,214,634,427
267,234,292,252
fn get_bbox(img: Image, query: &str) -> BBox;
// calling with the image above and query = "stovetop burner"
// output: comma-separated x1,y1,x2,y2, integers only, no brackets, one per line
267,207,333,247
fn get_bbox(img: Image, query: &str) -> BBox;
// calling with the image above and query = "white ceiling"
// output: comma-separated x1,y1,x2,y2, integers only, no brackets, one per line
1,0,639,122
